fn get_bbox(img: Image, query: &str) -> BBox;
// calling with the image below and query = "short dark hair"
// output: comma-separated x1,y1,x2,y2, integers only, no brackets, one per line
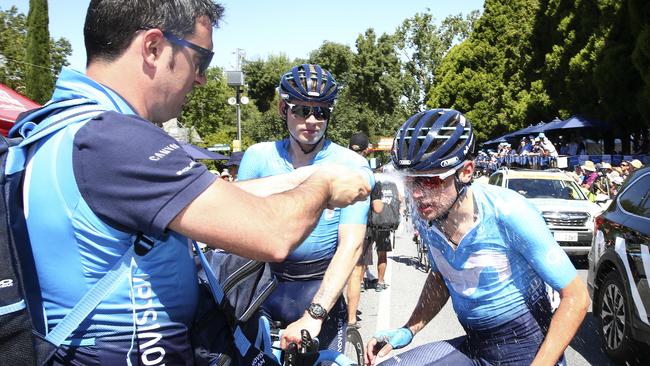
84,0,224,65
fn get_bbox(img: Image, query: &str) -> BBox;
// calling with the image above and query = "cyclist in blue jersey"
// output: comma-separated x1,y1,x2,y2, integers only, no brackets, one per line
365,109,590,366
238,64,373,355
16,2,370,365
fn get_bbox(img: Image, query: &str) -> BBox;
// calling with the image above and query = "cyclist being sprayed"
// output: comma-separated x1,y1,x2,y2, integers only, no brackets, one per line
366,109,589,365
238,64,373,354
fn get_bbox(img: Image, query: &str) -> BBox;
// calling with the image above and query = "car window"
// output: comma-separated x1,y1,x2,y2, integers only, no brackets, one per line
488,173,502,186
507,178,586,200
619,174,650,217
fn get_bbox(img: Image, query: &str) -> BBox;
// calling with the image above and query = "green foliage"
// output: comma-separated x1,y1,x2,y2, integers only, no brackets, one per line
242,54,292,113
180,67,232,137
0,5,71,97
347,29,403,116
25,0,52,103
309,41,354,81
394,10,478,111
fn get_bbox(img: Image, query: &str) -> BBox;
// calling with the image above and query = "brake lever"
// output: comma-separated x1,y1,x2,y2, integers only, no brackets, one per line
283,342,298,366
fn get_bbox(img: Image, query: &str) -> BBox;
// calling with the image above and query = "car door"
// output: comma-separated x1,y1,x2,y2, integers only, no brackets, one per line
616,173,650,324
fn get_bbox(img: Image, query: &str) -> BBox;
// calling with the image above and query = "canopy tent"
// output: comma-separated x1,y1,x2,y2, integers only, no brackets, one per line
181,142,228,160
540,115,610,132
0,83,40,136
480,122,547,146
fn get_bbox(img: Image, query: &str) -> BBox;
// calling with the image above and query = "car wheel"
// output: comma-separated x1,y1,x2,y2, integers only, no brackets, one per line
597,271,635,362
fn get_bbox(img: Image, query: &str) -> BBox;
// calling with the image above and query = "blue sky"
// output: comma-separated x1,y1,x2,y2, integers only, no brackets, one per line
4,0,484,71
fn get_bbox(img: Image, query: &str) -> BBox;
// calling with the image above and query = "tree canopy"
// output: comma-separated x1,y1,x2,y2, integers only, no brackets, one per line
5,2,648,154
0,5,70,101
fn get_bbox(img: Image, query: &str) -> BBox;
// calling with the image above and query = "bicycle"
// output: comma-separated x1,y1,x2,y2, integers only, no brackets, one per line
265,318,361,365
413,231,430,272
345,326,364,365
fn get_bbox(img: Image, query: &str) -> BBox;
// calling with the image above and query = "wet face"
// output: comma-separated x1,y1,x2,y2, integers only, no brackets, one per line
282,99,330,145
404,173,457,221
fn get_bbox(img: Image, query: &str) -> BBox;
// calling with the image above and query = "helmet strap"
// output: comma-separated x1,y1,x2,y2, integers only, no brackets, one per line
431,170,470,227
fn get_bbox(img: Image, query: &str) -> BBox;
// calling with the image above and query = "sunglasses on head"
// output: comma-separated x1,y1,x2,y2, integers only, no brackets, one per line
285,101,332,120
163,32,213,77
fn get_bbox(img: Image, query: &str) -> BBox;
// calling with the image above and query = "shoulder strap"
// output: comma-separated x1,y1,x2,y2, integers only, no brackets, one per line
5,101,108,176
44,245,136,346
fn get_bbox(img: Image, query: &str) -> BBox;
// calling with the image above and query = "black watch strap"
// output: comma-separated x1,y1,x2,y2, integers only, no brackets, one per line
307,303,328,320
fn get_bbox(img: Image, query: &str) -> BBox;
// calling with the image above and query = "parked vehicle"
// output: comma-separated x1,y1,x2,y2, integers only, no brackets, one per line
488,168,603,255
587,166,650,362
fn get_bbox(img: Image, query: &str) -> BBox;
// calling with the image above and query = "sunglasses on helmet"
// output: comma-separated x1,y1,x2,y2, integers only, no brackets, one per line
285,101,332,120
163,32,213,77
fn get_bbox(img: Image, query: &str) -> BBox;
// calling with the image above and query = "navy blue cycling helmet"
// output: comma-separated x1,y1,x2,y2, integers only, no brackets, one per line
392,109,475,172
279,64,338,104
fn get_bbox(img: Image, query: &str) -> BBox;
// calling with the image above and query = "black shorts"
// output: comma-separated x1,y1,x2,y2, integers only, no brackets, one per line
373,229,392,252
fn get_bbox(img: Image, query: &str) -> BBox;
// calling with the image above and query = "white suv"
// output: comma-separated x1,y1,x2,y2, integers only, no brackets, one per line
487,168,603,255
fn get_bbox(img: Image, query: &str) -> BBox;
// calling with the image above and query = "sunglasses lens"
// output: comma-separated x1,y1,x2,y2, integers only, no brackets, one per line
406,176,444,189
290,105,331,120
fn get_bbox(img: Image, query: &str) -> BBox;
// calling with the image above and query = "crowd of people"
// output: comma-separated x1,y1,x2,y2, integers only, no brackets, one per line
568,158,644,200
7,1,620,365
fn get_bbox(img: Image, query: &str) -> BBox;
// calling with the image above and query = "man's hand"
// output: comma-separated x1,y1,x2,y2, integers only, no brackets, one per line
280,314,323,351
315,165,371,209
365,327,413,365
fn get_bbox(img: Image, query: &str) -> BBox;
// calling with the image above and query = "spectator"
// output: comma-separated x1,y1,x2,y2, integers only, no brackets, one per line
540,133,558,158
517,136,532,155
581,160,599,190
531,137,545,155
346,132,381,329
591,162,612,197
567,135,586,156
225,150,244,180
630,159,643,171
220,169,231,181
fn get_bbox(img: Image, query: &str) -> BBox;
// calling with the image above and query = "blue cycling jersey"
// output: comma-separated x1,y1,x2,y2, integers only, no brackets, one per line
238,139,373,277
24,68,215,365
414,183,576,330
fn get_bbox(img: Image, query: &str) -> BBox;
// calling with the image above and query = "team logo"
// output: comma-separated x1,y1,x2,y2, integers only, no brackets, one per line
440,157,459,167
0,278,13,288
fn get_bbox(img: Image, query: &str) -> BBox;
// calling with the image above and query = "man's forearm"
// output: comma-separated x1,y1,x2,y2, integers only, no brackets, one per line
235,165,318,197
405,271,449,335
532,277,589,365
310,224,366,311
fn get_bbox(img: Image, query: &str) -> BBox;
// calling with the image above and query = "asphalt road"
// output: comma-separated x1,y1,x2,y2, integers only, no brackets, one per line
352,220,638,365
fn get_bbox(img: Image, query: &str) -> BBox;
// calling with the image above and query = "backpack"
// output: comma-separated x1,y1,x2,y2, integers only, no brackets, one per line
0,98,112,365
369,180,402,230
191,242,280,366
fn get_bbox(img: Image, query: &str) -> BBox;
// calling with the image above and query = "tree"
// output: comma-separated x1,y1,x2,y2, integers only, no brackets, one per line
180,67,233,138
348,29,403,117
0,5,71,96
394,10,478,111
25,0,53,103
242,54,293,113
309,41,354,82
428,0,541,142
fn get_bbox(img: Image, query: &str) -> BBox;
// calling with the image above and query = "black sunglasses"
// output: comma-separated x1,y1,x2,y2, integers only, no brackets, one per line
163,32,213,76
285,101,332,120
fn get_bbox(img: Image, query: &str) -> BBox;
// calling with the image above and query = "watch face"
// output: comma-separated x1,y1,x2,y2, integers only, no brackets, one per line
308,303,327,319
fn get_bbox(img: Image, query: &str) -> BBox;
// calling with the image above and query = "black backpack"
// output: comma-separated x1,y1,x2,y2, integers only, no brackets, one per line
369,180,402,230
0,99,114,365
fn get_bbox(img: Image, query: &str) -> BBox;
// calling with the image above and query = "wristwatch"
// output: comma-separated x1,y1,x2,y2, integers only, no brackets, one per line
307,303,328,320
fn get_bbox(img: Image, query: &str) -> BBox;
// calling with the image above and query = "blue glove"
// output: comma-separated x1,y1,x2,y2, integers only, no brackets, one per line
373,327,413,350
